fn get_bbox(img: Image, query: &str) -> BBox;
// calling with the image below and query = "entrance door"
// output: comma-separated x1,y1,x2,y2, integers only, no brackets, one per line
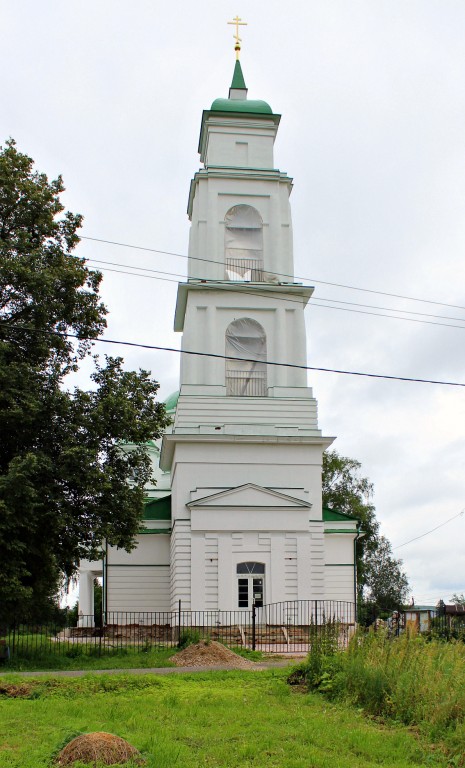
237,562,265,608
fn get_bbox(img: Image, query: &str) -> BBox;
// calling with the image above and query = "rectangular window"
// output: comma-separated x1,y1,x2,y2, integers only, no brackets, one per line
238,578,249,608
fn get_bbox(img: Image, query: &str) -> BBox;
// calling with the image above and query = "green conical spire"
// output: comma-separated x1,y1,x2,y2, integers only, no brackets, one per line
231,59,247,90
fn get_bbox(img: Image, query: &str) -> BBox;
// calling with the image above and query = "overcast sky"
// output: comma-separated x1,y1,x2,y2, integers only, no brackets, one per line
3,0,465,606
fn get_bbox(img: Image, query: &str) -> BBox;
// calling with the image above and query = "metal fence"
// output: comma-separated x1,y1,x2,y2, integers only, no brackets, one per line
0,599,356,661
224,257,265,282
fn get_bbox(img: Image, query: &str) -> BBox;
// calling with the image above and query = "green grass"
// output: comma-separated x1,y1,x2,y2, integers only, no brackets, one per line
0,669,449,767
0,645,177,672
0,641,265,671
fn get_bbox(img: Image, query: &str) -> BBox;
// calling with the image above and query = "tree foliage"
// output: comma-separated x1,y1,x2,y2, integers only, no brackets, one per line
0,140,170,621
322,450,409,615
362,535,409,612
451,593,465,607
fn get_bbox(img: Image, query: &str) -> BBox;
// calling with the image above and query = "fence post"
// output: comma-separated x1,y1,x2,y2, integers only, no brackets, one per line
252,603,256,651
178,599,182,646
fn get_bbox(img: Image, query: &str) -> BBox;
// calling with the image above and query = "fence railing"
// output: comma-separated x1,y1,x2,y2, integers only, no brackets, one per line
0,599,356,661
225,257,265,282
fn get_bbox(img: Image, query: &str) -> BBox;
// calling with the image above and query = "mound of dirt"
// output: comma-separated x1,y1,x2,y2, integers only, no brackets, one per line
56,732,144,766
172,640,256,669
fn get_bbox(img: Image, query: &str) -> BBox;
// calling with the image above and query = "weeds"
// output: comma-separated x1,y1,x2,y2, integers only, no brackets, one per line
290,627,465,764
177,629,201,649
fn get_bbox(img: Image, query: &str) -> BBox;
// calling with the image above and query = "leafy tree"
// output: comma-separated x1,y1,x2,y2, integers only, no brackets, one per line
0,139,170,622
322,450,409,616
451,593,465,607
362,535,409,612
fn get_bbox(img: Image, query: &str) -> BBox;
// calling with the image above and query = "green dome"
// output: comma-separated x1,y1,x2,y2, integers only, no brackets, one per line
164,390,179,412
210,97,273,114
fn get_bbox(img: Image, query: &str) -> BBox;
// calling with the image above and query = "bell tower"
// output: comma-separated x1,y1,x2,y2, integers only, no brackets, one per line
160,49,336,612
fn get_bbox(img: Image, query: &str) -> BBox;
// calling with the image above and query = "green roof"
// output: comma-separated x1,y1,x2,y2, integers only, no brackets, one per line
323,506,358,522
144,495,171,521
164,390,179,412
231,60,247,90
210,97,273,114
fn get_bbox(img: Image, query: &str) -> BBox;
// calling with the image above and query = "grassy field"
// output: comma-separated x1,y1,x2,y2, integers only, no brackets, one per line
0,669,450,767
1,645,178,672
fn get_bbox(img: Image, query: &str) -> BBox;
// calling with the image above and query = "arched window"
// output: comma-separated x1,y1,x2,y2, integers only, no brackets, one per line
237,562,265,608
224,205,263,281
225,318,267,397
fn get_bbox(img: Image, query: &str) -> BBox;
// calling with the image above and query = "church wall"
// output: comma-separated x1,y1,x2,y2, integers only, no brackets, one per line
203,122,276,169
180,291,309,391
174,395,319,435
106,566,171,613
188,175,293,281
170,518,192,609
324,534,355,566
324,567,355,602
169,440,325,519
323,534,356,603
106,536,170,566
188,527,325,611
284,534,298,600
105,535,171,614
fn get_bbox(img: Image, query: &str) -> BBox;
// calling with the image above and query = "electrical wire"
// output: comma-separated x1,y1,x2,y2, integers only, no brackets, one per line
85,259,465,331
5,324,465,387
394,509,465,550
80,234,465,312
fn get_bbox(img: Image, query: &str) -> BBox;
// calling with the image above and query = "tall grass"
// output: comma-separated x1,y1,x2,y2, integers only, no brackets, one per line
296,629,465,761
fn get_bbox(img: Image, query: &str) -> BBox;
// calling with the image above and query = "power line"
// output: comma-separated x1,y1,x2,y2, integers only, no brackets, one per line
6,324,465,387
394,509,465,550
88,257,465,322
86,259,465,332
80,234,465,312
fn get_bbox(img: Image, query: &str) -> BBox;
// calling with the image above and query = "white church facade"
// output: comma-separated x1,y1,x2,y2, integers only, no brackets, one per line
78,57,360,622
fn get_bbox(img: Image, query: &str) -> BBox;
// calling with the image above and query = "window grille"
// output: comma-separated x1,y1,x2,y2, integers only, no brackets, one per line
224,205,263,281
225,318,267,397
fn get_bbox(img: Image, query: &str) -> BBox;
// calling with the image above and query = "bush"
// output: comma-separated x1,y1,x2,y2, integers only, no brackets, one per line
287,620,343,694
178,629,201,649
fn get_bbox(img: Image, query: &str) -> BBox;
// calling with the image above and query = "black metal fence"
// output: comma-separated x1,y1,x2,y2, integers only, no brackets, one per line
0,599,356,662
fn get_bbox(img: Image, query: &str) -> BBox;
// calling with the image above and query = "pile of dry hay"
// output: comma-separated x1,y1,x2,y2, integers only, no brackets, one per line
56,732,144,766
171,640,256,669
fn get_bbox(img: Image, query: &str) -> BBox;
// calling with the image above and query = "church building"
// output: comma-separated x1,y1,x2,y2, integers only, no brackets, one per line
78,47,359,622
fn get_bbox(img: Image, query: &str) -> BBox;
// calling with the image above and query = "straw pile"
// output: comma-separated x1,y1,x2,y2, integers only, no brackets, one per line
56,732,144,766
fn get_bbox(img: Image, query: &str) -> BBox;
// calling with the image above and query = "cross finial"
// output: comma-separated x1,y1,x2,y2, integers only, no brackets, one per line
227,15,247,60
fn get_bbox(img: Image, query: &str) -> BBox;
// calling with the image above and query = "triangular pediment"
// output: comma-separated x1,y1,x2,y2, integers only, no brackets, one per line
188,483,312,509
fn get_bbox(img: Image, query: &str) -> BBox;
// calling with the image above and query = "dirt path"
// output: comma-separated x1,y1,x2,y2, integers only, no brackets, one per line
0,659,296,677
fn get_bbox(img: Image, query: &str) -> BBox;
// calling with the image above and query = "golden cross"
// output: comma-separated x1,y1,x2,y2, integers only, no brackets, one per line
227,15,247,59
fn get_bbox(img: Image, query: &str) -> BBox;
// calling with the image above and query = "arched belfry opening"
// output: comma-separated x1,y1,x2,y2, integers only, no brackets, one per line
224,204,264,281
225,318,267,396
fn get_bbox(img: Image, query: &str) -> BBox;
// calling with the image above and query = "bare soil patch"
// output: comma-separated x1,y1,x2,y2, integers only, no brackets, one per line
171,640,256,669
56,732,144,766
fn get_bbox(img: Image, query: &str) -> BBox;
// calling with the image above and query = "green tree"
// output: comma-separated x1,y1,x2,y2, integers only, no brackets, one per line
362,535,409,612
451,593,465,606
0,139,170,621
322,450,409,616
